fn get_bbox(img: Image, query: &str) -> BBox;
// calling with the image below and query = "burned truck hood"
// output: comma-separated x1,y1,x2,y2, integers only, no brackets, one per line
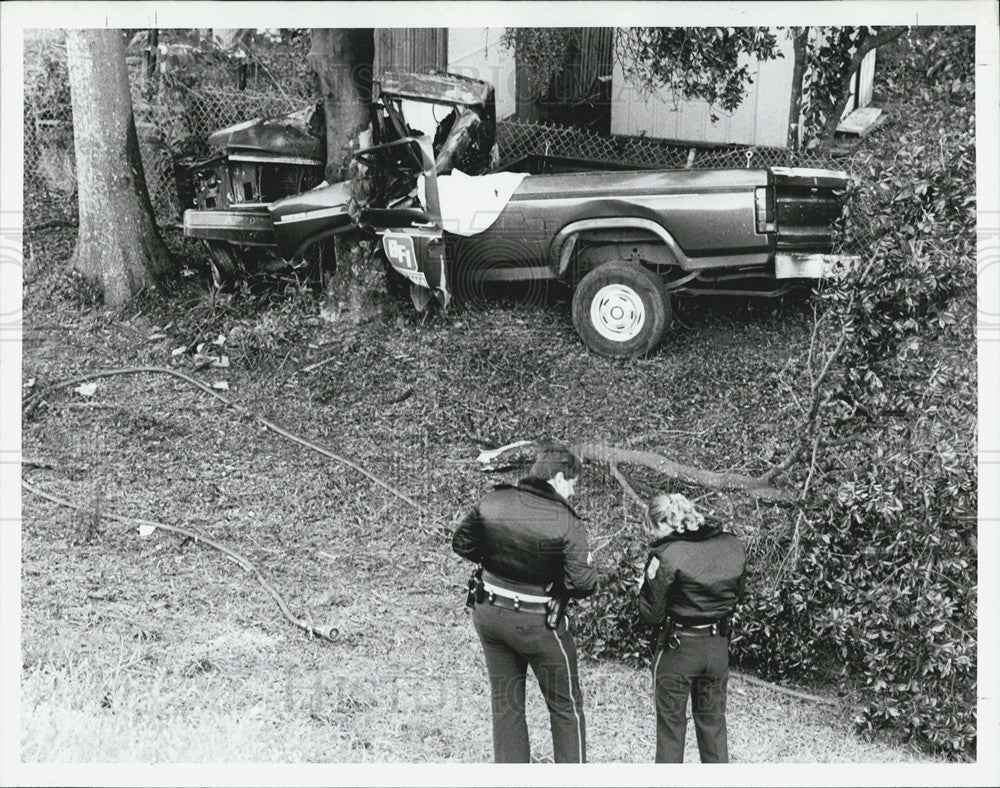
207,104,325,161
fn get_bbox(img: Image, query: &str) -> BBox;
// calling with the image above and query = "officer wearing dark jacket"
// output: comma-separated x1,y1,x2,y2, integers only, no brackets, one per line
453,445,598,763
638,492,746,763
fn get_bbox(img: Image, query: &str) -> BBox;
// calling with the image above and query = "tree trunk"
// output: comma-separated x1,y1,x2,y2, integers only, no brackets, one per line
308,29,381,323
308,29,375,183
786,28,809,151
66,29,171,307
814,28,905,154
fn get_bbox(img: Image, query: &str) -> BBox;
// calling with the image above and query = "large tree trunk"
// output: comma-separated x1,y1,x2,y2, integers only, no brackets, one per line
308,29,381,323
308,29,375,183
66,29,171,307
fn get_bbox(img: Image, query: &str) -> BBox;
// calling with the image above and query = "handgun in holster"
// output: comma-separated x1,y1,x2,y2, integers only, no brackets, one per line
465,565,484,609
545,596,569,630
658,618,680,650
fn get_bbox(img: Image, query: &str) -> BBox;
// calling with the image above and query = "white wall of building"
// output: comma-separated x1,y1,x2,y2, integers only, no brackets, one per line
447,28,517,120
611,30,796,148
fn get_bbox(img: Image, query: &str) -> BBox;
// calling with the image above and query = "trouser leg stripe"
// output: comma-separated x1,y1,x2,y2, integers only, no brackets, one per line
552,628,583,763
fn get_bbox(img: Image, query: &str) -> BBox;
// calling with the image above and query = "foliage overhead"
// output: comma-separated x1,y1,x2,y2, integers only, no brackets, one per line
615,27,782,120
503,27,782,122
798,26,907,150
499,28,579,99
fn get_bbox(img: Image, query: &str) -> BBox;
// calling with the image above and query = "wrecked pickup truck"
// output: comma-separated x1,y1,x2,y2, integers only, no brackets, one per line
182,71,851,358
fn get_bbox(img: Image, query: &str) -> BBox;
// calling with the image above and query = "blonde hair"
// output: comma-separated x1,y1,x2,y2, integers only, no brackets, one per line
648,492,704,533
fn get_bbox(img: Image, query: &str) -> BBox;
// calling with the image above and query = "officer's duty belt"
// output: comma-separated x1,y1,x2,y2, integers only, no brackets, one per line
674,621,722,637
482,581,551,614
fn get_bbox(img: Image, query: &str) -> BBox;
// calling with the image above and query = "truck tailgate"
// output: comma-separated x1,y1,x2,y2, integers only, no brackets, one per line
770,167,848,253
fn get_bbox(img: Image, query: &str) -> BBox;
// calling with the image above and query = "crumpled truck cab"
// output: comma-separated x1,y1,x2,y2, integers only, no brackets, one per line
180,71,496,275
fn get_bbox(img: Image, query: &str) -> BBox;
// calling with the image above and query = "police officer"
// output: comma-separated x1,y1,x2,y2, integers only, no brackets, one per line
453,445,598,763
638,492,746,763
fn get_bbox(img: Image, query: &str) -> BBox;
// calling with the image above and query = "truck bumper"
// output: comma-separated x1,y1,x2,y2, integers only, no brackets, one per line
775,252,858,279
183,209,277,247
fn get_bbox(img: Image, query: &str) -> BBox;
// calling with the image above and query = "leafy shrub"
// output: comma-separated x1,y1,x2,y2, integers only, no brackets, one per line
742,26,977,758
573,542,653,664
575,27,977,759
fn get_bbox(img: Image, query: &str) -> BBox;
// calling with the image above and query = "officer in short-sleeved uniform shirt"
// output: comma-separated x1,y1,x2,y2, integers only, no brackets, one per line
453,448,597,763
639,505,746,763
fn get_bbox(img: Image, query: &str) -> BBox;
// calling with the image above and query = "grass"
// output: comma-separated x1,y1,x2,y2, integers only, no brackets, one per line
19,227,939,763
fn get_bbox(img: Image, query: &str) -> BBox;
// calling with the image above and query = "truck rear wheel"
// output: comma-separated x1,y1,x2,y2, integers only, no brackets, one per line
571,261,671,358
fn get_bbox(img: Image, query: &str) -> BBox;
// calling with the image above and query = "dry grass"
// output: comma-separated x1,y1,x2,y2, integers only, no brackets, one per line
20,237,939,763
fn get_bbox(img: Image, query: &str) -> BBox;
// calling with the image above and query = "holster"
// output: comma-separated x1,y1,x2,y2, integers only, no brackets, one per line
465,565,484,608
658,618,680,650
545,597,569,630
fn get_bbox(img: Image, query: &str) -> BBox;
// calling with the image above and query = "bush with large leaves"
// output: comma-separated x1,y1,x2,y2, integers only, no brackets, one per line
750,27,977,759
574,27,977,759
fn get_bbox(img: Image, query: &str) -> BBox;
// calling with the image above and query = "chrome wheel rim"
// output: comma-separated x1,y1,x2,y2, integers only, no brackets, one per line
590,284,646,342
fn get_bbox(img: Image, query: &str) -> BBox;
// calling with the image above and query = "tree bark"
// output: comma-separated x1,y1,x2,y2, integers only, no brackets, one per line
478,440,795,502
66,29,171,307
814,28,905,153
786,28,809,151
307,29,383,323
308,29,375,183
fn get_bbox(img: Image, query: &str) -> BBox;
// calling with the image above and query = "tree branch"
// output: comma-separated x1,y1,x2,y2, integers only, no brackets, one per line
608,462,648,509
731,670,839,707
479,440,795,502
575,443,794,502
23,366,427,513
816,27,907,151
23,479,339,643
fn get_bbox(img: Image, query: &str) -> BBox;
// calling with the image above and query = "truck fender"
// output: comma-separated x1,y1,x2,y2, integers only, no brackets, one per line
549,218,694,276
292,224,353,262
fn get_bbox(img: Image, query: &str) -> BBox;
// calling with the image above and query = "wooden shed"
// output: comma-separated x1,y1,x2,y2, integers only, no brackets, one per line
610,28,877,149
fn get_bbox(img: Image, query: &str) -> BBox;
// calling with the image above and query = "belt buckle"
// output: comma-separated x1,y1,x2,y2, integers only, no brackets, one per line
512,595,520,611
488,590,495,604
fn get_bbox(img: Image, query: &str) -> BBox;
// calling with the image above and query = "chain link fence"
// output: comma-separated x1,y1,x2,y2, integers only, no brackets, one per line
23,34,315,227
496,118,842,172
25,37,863,245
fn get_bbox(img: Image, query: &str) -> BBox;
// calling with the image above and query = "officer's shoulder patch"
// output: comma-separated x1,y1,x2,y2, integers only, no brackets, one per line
586,551,593,566
646,555,660,580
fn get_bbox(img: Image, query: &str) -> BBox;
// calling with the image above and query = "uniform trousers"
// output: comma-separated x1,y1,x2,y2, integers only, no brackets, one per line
472,601,586,763
652,632,730,763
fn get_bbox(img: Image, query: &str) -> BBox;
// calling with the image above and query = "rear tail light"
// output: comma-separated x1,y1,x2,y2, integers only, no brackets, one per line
755,187,776,233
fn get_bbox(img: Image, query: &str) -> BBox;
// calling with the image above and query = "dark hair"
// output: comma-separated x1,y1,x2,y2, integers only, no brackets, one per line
529,444,583,481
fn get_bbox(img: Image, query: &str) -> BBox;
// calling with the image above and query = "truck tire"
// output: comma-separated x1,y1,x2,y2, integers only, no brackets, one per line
204,240,239,288
571,261,671,358
380,251,411,301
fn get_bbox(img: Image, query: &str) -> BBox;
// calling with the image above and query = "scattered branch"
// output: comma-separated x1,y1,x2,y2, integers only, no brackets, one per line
731,670,839,707
608,462,648,509
799,430,824,500
23,366,427,513
23,479,339,643
575,442,795,502
479,440,795,502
